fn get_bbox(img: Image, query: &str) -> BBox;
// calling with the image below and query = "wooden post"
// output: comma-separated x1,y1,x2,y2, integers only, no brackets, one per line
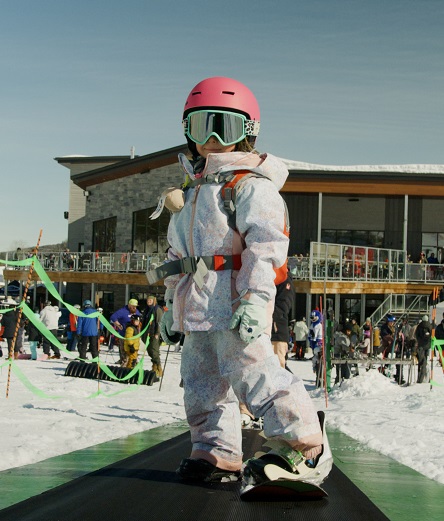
6,230,43,398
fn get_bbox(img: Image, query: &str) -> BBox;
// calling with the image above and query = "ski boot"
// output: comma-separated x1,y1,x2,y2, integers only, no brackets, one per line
176,458,241,483
242,411,333,488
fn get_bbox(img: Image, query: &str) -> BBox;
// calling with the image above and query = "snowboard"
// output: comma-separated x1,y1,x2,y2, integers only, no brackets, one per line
240,463,328,501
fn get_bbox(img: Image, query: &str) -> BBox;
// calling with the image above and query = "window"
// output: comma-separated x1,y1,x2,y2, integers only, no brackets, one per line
422,232,444,262
93,217,116,252
322,230,383,248
133,207,170,254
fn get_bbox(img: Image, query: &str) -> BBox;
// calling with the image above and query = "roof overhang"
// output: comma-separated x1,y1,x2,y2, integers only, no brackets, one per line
57,143,444,197
65,144,188,190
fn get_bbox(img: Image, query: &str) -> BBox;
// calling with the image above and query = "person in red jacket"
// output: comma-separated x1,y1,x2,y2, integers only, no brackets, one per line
67,304,81,352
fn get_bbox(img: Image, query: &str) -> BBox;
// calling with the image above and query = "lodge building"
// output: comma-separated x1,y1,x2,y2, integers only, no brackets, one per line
5,144,444,322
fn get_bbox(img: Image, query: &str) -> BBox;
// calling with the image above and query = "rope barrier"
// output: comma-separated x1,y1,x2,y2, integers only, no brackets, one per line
1,254,157,398
6,230,42,398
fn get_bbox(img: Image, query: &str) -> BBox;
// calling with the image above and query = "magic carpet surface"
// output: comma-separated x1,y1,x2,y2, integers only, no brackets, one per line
0,430,389,521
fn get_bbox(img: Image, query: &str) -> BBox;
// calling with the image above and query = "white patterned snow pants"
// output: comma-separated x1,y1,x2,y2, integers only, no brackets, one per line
181,329,322,470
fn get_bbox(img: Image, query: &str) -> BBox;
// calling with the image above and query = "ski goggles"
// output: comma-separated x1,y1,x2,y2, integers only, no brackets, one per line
183,110,260,146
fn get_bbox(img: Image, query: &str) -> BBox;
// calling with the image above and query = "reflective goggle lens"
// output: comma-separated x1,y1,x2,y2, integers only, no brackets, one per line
185,110,247,146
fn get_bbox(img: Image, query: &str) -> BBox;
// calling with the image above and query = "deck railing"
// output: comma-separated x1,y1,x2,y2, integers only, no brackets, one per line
4,243,444,284
3,251,168,274
288,243,443,284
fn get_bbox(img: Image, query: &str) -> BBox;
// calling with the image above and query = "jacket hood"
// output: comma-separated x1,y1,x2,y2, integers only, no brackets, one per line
202,152,288,191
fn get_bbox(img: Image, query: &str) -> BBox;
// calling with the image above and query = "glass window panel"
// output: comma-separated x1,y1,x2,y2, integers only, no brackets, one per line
422,232,437,247
351,231,368,246
158,236,170,255
369,231,384,248
132,207,171,254
321,230,337,243
93,217,116,252
336,231,352,245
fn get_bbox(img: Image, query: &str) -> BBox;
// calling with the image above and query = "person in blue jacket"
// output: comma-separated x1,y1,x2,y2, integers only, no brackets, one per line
77,300,99,360
110,299,141,365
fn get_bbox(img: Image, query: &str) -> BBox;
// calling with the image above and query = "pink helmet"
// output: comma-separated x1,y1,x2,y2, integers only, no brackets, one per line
183,76,260,121
183,77,260,156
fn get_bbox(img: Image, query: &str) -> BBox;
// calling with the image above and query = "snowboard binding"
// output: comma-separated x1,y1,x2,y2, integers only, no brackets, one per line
242,411,333,489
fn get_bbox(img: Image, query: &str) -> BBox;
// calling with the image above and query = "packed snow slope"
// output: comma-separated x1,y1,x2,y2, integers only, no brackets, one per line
1,344,443,484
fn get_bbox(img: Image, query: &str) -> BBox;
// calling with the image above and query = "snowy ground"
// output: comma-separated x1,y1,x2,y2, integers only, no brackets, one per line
1,341,444,485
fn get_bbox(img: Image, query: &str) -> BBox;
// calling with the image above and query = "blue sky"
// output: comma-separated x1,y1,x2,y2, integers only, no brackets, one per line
1,0,443,251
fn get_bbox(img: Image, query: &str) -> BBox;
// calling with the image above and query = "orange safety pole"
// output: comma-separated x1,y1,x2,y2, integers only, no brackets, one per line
6,230,43,398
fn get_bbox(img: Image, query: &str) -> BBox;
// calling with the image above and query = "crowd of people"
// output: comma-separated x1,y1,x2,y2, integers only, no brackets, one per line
328,312,441,386
0,296,165,376
282,306,442,389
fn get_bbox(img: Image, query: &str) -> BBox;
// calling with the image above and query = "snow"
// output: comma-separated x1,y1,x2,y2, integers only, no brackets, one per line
1,343,444,486
280,158,444,174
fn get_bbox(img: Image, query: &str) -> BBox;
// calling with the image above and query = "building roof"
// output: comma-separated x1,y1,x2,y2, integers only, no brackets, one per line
283,158,444,177
62,145,188,190
55,155,135,166
61,144,444,192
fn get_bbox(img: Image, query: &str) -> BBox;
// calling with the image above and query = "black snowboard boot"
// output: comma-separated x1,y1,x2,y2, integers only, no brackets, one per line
176,458,240,483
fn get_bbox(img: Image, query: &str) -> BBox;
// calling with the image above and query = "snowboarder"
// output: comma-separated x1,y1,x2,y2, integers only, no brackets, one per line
151,76,332,486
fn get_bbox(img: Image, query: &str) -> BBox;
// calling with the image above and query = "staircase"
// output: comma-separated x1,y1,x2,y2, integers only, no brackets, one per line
366,294,429,329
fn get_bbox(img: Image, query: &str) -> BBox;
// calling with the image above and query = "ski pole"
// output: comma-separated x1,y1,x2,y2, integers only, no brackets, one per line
159,342,171,392
97,336,101,394
319,296,328,407
430,287,438,391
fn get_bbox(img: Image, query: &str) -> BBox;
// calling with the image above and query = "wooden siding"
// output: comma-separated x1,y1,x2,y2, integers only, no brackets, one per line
5,269,434,296
283,179,444,196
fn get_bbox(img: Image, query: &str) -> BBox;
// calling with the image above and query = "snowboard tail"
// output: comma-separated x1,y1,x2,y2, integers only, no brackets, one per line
241,477,327,501
240,462,328,501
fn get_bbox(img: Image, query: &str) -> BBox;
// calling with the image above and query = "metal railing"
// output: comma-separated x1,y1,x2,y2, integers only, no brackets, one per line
4,242,444,284
366,294,429,328
287,242,444,284
3,251,169,274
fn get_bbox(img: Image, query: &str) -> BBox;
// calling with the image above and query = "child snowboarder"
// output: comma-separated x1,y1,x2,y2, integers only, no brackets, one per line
124,314,141,368
148,76,332,486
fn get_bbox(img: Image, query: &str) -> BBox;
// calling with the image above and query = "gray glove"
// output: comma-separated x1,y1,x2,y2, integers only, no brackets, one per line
230,293,268,343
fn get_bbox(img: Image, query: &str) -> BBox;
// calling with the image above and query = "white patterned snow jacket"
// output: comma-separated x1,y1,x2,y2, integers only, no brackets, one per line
164,151,289,334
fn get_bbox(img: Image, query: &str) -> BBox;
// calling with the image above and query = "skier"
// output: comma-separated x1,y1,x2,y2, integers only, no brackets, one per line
309,309,323,387
150,76,332,486
415,315,432,383
292,316,309,360
333,323,352,383
141,295,164,376
76,300,99,361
